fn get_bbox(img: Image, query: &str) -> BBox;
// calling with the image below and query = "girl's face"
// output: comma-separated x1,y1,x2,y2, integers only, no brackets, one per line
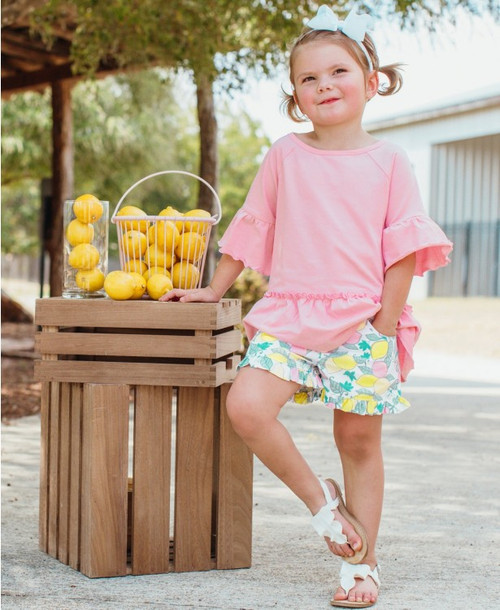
292,40,377,129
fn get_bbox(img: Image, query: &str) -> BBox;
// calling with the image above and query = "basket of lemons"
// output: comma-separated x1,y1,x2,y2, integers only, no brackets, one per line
107,171,221,301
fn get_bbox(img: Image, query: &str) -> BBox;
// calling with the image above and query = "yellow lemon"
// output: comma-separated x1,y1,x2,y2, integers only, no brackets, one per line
73,194,103,223
182,208,211,234
269,353,289,363
68,243,100,270
332,354,357,370
116,205,148,232
371,339,389,360
66,219,94,246
159,205,184,232
341,398,356,412
123,230,147,258
143,266,171,281
399,396,411,408
171,261,200,289
145,245,174,269
260,332,277,342
128,272,147,299
155,220,180,250
104,271,135,300
294,391,309,405
324,358,341,373
75,268,105,292
366,399,379,415
123,259,148,275
147,273,174,300
175,231,206,263
356,375,378,388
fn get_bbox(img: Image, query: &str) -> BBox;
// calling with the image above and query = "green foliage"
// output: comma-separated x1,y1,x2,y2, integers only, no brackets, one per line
1,70,268,255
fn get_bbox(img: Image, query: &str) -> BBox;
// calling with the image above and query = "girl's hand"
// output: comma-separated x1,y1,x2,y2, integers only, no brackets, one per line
370,316,397,337
159,285,220,303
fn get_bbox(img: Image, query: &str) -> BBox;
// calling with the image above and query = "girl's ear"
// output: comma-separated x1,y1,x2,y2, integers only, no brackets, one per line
366,71,379,101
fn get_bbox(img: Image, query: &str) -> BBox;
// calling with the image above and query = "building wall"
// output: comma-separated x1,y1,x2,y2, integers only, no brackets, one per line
366,98,500,298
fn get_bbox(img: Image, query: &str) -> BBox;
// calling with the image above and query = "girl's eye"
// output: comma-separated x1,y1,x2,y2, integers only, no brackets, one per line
333,68,346,75
302,76,315,83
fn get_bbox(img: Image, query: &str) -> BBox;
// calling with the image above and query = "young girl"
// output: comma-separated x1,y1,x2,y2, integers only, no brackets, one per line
162,5,452,607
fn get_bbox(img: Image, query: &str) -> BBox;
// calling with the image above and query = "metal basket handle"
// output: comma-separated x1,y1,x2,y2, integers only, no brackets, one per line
111,170,222,224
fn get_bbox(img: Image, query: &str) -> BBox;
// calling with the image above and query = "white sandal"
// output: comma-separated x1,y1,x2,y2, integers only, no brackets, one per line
311,478,368,564
330,562,381,608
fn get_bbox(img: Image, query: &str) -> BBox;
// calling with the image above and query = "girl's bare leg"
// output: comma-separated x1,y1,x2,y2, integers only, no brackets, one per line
330,410,384,605
226,366,363,558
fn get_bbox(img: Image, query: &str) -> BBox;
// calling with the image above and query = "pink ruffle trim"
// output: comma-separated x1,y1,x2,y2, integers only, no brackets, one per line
265,291,381,302
383,215,453,275
218,209,274,276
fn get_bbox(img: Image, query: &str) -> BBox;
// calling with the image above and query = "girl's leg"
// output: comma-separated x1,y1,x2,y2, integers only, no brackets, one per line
226,366,363,558
330,410,384,604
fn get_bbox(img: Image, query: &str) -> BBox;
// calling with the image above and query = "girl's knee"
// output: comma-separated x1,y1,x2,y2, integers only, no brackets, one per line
334,414,382,461
225,386,262,439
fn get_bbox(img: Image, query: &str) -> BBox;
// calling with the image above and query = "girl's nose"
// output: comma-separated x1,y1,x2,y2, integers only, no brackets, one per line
317,77,333,92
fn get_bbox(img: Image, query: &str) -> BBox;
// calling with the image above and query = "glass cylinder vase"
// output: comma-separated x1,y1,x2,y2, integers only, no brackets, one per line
63,197,109,298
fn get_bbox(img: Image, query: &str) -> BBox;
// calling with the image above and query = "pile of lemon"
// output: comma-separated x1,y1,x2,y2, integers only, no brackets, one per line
104,204,211,301
66,194,106,293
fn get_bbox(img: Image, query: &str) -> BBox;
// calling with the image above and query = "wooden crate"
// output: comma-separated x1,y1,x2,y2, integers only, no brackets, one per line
35,298,253,577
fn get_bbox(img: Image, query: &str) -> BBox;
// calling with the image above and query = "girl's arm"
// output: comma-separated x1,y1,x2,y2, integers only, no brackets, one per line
371,253,416,336
159,253,245,303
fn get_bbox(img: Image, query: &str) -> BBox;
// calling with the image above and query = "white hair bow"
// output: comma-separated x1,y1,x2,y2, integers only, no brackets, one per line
306,5,373,70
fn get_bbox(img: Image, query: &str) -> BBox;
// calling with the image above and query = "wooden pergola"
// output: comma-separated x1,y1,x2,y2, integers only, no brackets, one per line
2,1,121,295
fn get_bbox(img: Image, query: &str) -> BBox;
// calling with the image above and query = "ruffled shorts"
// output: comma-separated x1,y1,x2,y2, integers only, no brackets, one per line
239,320,410,415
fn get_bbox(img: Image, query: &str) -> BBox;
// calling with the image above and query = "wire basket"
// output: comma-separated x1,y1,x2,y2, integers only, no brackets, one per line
111,171,222,292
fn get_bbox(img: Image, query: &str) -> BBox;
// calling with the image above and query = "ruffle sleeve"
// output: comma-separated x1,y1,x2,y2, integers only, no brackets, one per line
383,215,453,275
218,209,275,276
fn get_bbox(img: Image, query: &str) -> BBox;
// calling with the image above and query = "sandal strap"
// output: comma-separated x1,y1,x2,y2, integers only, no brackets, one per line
311,479,347,544
339,562,381,596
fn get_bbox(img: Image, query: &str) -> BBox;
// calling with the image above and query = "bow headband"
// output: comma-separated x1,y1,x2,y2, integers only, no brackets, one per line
306,5,373,71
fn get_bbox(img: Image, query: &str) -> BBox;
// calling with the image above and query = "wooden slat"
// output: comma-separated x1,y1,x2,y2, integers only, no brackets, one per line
79,384,129,578
68,383,83,571
35,328,241,359
215,384,253,569
47,382,61,558
132,386,172,574
174,387,215,572
35,360,223,387
35,298,241,330
38,382,51,552
57,382,71,564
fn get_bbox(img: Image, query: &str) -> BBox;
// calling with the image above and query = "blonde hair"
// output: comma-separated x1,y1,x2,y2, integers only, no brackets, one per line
282,29,404,123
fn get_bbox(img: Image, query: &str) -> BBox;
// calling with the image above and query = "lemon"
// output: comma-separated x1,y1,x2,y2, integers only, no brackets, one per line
171,261,200,289
175,231,206,263
116,205,148,232
155,220,180,250
182,209,211,234
68,243,100,270
374,378,391,395
341,398,356,412
147,273,174,300
73,194,103,223
104,271,136,300
371,339,389,360
123,230,147,258
145,245,174,269
128,272,147,299
143,266,171,281
75,268,105,292
123,259,148,275
159,205,184,232
66,219,94,246
356,375,378,388
332,354,357,370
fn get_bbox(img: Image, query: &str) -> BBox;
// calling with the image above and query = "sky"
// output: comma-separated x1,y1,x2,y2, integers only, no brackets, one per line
235,10,500,142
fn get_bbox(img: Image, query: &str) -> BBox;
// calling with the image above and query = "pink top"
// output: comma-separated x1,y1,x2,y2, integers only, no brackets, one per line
219,134,453,381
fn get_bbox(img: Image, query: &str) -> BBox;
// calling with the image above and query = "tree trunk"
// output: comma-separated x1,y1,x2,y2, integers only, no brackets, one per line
195,71,218,284
48,79,74,296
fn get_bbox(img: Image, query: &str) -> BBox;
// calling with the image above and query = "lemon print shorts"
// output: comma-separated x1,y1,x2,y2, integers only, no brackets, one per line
239,321,410,415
